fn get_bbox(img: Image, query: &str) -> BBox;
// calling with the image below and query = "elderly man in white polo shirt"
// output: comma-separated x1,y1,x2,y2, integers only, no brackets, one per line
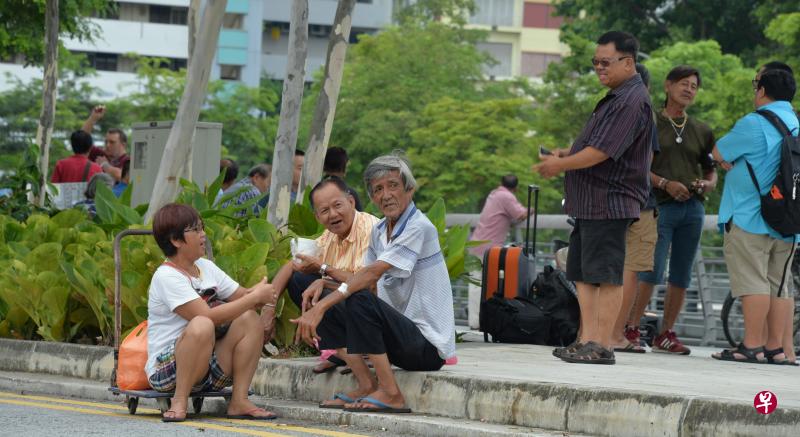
292,153,456,414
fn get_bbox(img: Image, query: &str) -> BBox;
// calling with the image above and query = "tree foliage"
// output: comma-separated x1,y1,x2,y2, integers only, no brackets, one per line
553,0,800,64
0,0,111,65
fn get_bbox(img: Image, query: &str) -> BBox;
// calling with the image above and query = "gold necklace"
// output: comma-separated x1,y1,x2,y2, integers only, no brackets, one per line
663,110,688,143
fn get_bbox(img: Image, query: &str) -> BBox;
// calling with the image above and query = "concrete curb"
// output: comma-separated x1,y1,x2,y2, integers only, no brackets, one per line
1,339,797,437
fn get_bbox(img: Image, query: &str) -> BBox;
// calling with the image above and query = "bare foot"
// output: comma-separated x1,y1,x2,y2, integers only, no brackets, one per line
344,389,405,410
227,399,276,418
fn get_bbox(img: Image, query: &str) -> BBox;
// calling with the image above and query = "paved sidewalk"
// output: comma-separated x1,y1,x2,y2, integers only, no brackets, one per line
1,338,798,437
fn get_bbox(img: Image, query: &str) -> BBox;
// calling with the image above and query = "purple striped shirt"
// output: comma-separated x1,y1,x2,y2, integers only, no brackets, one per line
564,74,653,220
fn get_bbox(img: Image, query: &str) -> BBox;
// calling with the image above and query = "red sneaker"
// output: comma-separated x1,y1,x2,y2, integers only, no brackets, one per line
652,330,691,355
624,326,640,345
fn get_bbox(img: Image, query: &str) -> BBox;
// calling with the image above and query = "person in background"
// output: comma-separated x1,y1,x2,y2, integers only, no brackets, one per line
52,130,103,183
711,62,798,365
248,163,271,209
291,150,305,202
626,65,716,356
82,105,129,182
218,159,262,217
469,174,532,258
74,173,115,218
112,160,130,198
323,146,362,211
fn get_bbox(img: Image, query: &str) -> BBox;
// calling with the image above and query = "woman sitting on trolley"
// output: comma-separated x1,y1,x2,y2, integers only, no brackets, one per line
146,203,276,422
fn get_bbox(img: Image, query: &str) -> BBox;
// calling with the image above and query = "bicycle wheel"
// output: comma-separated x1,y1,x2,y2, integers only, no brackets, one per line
721,292,744,348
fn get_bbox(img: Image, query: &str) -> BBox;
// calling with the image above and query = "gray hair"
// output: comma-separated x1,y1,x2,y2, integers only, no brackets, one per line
84,172,115,199
248,163,271,178
363,153,417,196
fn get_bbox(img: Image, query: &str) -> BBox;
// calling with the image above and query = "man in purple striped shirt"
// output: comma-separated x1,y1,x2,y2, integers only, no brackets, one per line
533,31,653,365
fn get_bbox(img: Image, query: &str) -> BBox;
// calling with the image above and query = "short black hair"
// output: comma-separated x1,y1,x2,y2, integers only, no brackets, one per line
107,128,127,145
70,130,94,154
635,63,650,88
762,61,793,75
596,31,638,59
324,146,349,174
220,159,238,184
295,149,305,156
309,176,350,211
757,68,796,102
152,203,202,257
501,174,518,190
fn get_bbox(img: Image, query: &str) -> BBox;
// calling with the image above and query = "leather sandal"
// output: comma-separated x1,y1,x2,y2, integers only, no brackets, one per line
764,347,799,366
553,340,582,358
559,341,615,365
712,343,766,363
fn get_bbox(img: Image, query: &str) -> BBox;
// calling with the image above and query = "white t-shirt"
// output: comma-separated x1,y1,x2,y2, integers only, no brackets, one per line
145,258,239,378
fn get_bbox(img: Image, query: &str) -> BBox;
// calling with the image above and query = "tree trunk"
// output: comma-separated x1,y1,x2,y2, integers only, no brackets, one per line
188,0,202,66
144,0,227,222
267,0,308,229
35,0,59,207
296,0,356,202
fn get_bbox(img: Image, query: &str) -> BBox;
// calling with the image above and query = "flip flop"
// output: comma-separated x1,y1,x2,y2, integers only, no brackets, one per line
312,360,341,374
319,392,355,409
226,407,278,420
614,340,646,353
161,409,187,423
343,396,412,414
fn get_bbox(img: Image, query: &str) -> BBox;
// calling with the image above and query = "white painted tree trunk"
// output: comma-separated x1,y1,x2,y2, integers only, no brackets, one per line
296,0,356,202
267,0,308,229
144,0,227,222
188,0,201,66
35,0,59,207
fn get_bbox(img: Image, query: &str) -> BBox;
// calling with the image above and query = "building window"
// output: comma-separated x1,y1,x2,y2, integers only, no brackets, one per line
159,58,187,72
521,52,561,77
523,3,563,29
470,0,515,27
149,5,188,25
223,13,244,30
477,42,513,78
220,65,241,81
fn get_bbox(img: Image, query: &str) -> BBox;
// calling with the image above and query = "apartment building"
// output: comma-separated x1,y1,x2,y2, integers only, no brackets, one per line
0,0,393,97
468,0,567,79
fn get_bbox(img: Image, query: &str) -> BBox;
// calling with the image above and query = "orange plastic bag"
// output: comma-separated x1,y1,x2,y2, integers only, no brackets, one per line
117,321,150,390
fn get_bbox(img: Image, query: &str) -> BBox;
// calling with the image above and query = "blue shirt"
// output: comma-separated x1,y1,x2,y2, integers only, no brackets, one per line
717,101,800,241
112,182,128,198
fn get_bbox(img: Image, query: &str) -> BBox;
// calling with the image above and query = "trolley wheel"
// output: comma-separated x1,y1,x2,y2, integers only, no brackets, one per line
156,397,171,414
192,397,203,414
126,396,138,415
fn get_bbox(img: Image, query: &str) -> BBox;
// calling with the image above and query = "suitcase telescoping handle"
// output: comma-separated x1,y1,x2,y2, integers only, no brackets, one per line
525,185,539,257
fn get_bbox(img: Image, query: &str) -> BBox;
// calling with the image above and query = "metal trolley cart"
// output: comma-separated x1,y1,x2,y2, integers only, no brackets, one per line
108,229,237,415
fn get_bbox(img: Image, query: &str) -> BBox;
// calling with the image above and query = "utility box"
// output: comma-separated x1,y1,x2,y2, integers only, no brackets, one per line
130,121,223,207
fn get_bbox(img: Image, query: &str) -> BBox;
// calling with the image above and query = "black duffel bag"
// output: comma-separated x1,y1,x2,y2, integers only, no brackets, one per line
480,295,551,344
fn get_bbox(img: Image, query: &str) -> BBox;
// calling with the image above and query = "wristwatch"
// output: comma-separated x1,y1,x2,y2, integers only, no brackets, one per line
337,282,349,296
319,263,329,276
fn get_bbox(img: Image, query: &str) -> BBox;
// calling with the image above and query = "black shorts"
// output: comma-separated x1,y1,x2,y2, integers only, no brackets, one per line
566,218,632,286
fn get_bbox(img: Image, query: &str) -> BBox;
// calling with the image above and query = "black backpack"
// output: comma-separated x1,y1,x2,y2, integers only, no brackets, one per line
745,109,800,237
531,266,580,346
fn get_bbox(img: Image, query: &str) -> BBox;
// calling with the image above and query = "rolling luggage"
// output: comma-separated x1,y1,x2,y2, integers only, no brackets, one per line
480,185,544,343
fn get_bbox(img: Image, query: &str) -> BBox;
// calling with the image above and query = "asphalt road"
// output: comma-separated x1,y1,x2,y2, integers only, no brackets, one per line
0,391,387,437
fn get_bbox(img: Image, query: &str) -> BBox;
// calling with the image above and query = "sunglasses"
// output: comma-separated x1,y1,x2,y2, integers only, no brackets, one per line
591,56,632,68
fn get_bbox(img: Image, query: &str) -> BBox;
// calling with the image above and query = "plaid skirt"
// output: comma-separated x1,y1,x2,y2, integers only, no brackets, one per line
148,339,232,393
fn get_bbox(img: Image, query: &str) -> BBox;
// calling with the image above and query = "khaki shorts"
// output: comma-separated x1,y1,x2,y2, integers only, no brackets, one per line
624,209,658,272
724,223,795,299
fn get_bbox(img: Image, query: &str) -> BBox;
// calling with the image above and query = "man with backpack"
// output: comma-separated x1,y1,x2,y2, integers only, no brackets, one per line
712,62,799,365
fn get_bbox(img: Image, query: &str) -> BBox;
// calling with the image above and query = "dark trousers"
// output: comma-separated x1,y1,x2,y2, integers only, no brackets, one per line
289,272,444,371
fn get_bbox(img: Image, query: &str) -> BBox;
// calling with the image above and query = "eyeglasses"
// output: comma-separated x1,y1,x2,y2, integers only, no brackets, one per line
591,56,632,68
752,77,760,91
184,222,204,233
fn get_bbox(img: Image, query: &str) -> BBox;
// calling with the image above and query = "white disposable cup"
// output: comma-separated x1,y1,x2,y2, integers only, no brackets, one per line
291,237,319,263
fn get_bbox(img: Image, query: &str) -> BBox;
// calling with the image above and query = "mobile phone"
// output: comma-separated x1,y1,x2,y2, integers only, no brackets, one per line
539,146,553,156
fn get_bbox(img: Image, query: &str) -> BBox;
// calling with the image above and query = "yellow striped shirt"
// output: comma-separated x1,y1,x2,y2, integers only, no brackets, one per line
315,211,380,272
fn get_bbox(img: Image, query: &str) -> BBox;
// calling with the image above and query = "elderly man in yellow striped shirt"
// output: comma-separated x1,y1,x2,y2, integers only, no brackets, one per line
261,176,379,373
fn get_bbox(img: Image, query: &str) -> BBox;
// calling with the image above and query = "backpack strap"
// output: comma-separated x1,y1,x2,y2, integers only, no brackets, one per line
745,161,762,194
81,160,92,182
755,109,792,138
